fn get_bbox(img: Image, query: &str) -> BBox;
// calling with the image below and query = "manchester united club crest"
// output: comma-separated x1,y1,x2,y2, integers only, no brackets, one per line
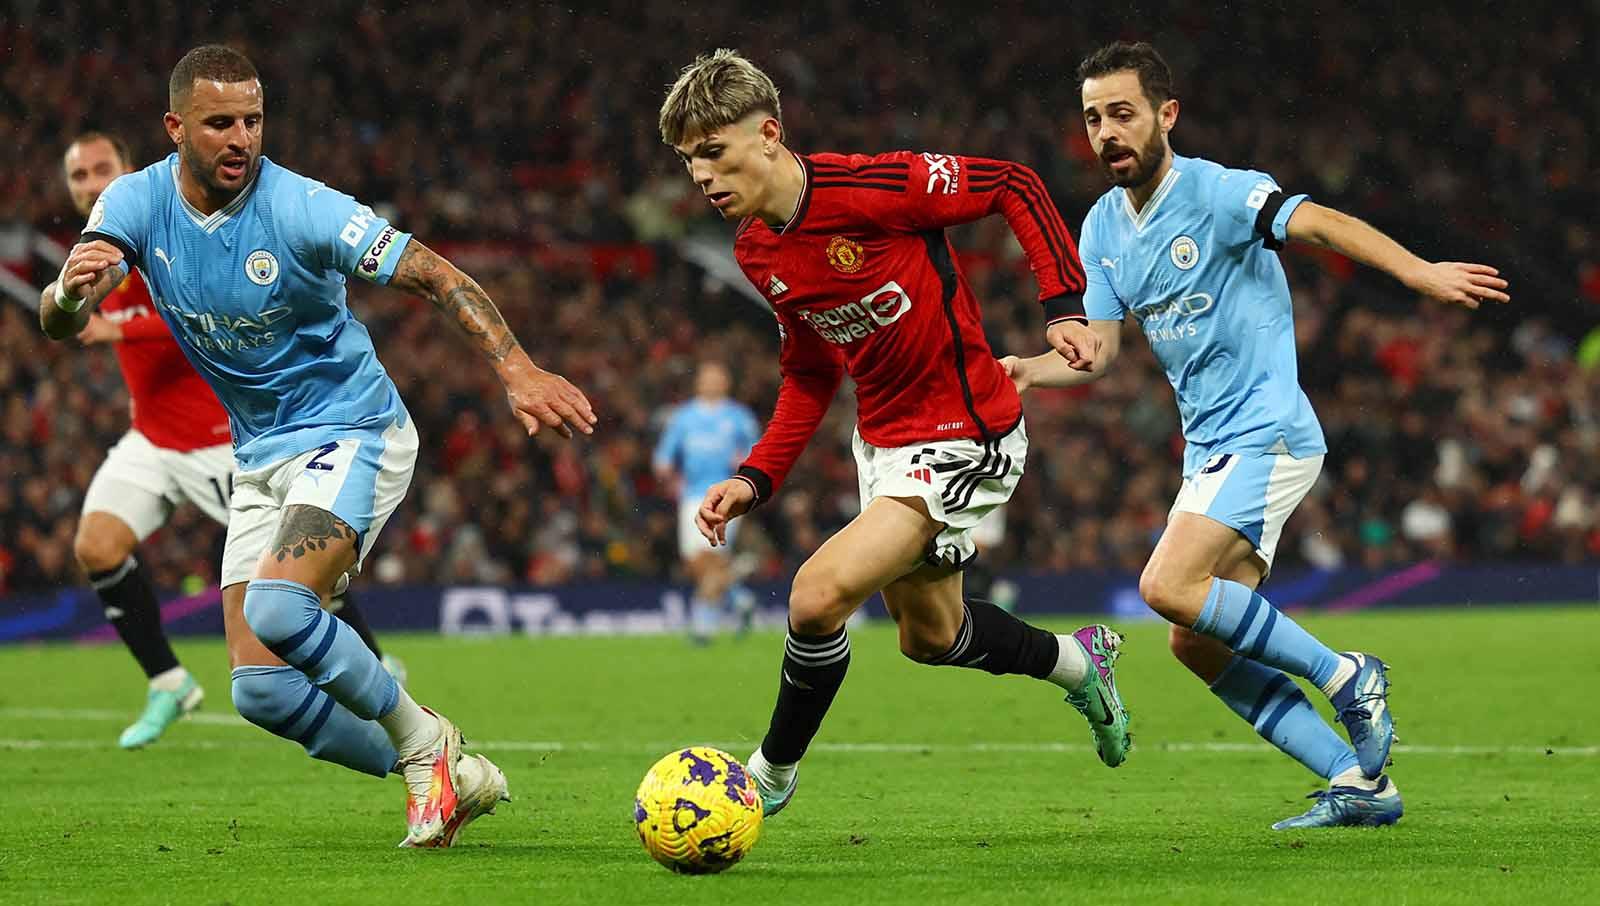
826,236,865,274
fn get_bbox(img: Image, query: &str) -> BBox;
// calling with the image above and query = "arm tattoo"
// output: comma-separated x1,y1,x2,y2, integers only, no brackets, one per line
390,241,521,363
270,505,357,563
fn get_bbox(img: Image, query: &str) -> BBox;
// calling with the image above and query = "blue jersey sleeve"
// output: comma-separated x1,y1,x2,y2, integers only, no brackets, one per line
81,170,152,270
1079,209,1125,320
653,408,684,472
1214,168,1308,250
291,181,413,284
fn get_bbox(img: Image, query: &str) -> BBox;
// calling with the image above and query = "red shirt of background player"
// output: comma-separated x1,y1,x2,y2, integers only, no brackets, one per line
94,267,231,451
732,151,1086,499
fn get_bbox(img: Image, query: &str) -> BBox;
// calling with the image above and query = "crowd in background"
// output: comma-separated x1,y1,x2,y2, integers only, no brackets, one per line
3,1,1596,594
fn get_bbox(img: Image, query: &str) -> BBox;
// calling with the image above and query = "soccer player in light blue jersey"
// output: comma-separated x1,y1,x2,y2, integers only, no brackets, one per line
653,360,761,642
1005,42,1508,829
41,45,597,847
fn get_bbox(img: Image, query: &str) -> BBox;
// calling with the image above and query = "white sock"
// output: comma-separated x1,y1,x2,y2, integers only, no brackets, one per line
746,747,796,793
378,685,441,758
1318,654,1358,698
149,666,190,694
1330,765,1381,791
1045,634,1090,691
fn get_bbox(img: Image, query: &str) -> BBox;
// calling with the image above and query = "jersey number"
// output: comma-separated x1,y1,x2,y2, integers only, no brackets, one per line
306,442,340,471
208,473,234,508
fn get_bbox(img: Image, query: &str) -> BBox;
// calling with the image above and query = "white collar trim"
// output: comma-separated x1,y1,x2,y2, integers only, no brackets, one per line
172,160,259,234
1121,165,1181,233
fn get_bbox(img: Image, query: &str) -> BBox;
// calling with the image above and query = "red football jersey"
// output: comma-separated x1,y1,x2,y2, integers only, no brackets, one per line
97,268,231,452
732,151,1086,499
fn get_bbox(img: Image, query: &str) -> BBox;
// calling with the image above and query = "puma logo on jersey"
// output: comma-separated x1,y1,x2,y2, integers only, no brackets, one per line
768,274,789,297
154,247,177,274
1101,257,1119,270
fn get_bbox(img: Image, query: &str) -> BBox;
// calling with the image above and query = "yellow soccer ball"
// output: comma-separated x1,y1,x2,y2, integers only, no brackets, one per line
633,746,763,874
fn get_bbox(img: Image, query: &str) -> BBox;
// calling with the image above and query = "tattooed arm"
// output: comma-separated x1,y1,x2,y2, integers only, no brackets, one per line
388,240,596,438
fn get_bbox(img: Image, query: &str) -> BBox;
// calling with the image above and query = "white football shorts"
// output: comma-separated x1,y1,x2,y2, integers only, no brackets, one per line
81,429,235,539
220,417,418,591
853,419,1027,569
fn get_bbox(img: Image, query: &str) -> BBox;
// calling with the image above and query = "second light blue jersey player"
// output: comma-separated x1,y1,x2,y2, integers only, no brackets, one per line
1078,153,1325,479
654,398,760,501
83,152,410,471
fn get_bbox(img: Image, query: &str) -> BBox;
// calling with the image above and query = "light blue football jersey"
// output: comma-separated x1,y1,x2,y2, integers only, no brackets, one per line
1080,154,1327,477
653,399,761,501
83,154,412,470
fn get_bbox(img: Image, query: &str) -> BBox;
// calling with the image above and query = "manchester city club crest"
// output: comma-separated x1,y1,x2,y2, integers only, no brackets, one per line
826,235,865,274
1169,235,1199,270
245,249,279,286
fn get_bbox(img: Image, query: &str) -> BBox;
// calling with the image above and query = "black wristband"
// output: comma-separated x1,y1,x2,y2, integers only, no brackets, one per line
81,231,140,269
1042,293,1087,323
735,465,773,507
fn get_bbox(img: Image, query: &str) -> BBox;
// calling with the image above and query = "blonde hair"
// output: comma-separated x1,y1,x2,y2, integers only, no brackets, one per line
659,49,782,146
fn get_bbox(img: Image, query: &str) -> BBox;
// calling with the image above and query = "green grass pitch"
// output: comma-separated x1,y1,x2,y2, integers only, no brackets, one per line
3,606,1596,905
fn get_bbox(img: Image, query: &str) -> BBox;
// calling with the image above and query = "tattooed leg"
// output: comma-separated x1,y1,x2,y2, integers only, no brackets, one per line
256,504,360,596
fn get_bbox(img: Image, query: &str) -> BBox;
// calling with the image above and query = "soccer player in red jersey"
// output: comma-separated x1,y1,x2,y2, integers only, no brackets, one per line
659,50,1134,815
58,133,395,749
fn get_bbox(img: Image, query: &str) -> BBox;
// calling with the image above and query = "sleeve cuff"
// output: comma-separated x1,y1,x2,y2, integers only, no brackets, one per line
82,231,139,269
735,466,773,507
1042,293,1087,324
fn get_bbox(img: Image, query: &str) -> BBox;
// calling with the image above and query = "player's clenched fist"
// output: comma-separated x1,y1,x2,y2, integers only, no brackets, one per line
505,366,597,439
61,239,124,299
1046,319,1100,372
696,478,755,546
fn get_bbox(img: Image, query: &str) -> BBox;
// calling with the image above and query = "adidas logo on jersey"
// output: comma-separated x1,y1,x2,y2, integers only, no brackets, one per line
768,274,789,297
904,467,932,484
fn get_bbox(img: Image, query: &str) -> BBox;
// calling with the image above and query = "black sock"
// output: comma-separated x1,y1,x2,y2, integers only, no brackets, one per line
760,626,851,764
931,599,1058,678
89,556,179,679
327,590,383,658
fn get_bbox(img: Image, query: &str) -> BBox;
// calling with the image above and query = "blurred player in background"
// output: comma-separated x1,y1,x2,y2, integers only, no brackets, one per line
41,45,594,847
58,132,398,751
1006,41,1508,829
661,49,1128,818
652,360,760,643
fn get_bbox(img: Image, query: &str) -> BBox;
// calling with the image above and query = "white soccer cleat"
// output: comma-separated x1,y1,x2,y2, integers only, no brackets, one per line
395,712,511,848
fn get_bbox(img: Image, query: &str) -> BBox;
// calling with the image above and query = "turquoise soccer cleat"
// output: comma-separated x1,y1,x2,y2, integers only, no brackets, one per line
1272,775,1404,829
118,675,204,749
1064,625,1132,767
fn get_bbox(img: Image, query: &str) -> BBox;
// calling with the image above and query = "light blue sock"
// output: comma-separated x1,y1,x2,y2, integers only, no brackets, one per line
243,579,399,720
232,666,396,777
1210,655,1360,781
1192,578,1341,688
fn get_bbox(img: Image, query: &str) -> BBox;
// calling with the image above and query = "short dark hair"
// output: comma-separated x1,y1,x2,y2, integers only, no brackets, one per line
1077,41,1173,110
65,131,132,170
169,44,260,110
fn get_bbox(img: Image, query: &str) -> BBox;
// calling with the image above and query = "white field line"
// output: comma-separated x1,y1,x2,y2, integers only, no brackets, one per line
0,708,1593,757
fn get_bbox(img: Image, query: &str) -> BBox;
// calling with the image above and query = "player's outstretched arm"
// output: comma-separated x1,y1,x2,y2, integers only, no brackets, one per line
388,240,596,439
1003,320,1123,391
1285,203,1510,309
39,240,128,340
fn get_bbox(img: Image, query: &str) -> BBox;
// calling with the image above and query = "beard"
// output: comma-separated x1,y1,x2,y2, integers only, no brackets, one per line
182,140,254,197
1099,126,1169,190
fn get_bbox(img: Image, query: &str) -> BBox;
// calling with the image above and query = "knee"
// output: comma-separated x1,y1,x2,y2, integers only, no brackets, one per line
231,667,306,732
1138,565,1198,624
242,580,321,645
787,571,850,636
899,622,959,664
74,523,131,575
